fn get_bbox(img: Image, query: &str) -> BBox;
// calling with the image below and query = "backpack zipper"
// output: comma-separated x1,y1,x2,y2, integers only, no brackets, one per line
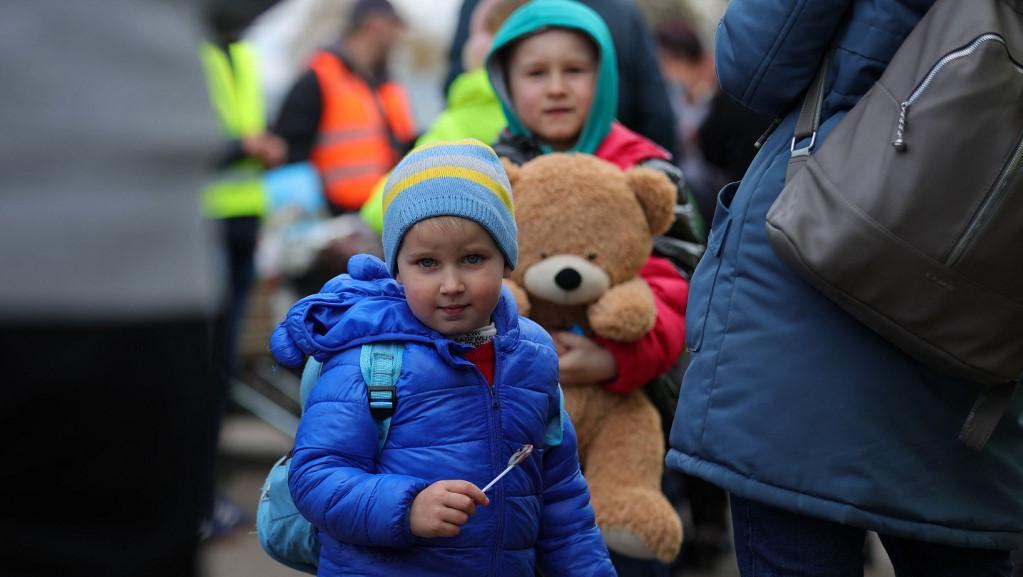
892,34,1023,151
945,130,1023,267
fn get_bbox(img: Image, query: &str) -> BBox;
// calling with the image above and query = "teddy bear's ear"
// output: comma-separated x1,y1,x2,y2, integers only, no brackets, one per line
501,157,521,188
625,166,676,236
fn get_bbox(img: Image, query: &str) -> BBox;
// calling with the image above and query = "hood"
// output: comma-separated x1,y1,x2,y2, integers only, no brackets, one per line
484,0,618,155
269,254,521,368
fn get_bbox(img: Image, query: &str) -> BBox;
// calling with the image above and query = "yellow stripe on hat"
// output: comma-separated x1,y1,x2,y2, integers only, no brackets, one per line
413,138,494,153
383,165,514,214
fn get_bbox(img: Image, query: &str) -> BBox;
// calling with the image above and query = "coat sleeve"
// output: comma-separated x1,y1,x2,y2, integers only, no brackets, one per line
715,0,852,116
596,256,688,394
273,70,321,163
535,414,617,577
288,362,429,548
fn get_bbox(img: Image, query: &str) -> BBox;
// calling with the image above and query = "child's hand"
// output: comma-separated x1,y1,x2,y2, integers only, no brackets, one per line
552,331,618,386
410,480,489,538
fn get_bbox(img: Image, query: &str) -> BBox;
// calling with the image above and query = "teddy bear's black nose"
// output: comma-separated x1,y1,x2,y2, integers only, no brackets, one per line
554,268,582,291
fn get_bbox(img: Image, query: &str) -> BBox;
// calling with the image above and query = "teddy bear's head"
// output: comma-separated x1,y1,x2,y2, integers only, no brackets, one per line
504,153,675,330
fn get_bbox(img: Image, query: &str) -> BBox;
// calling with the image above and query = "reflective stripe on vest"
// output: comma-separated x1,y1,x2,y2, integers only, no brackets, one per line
309,51,416,211
200,42,267,218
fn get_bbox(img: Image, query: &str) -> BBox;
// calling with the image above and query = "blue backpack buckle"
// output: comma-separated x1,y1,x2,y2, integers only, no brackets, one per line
367,384,396,419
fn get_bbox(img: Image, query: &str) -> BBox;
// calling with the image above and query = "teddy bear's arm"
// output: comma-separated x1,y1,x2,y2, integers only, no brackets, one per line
502,278,531,317
587,277,655,343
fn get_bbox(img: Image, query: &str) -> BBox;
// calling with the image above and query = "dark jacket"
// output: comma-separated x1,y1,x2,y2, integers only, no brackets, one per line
271,255,615,576
667,0,1023,550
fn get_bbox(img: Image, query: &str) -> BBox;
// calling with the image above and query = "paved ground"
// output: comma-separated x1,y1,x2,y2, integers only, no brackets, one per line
200,414,894,577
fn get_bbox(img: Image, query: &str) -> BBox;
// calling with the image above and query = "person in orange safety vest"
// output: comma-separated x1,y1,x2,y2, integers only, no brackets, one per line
274,0,416,214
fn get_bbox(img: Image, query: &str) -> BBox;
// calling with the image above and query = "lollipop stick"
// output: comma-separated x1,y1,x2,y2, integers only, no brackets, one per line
481,464,514,493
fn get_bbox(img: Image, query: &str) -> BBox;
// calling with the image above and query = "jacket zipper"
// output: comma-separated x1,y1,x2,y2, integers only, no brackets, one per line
946,130,1023,266
483,348,503,576
892,34,1022,151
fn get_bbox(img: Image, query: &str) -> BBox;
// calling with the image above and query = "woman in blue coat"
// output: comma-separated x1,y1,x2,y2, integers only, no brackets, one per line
667,0,1023,575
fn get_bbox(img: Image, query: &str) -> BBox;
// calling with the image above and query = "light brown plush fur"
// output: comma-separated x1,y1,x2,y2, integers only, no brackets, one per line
503,154,683,563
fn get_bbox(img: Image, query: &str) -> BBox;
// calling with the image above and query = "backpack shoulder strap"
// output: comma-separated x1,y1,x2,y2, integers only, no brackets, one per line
786,56,829,183
959,380,1019,451
296,343,403,452
299,357,322,412
360,342,403,452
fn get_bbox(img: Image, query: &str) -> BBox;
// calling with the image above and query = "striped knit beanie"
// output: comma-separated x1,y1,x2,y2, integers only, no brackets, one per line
382,139,517,276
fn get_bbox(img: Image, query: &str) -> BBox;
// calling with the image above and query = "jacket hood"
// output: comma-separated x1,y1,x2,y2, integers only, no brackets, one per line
485,0,618,155
270,254,520,368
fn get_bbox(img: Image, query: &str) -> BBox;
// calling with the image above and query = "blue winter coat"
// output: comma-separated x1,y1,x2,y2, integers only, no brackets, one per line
271,255,615,576
667,0,1023,550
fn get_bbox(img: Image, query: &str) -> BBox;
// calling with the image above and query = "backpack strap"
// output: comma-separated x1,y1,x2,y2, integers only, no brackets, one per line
786,56,829,182
360,342,403,452
296,342,403,453
959,380,1019,451
299,357,322,412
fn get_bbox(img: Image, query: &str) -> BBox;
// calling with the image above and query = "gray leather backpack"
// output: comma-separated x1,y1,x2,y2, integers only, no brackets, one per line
766,0,1023,450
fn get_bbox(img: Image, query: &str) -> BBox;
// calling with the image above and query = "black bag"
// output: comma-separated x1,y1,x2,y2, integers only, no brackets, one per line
766,0,1023,449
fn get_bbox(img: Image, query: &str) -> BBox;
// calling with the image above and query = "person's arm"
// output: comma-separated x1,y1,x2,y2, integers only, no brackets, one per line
595,255,687,394
273,70,322,163
288,363,430,548
215,132,288,169
715,0,852,116
535,414,617,577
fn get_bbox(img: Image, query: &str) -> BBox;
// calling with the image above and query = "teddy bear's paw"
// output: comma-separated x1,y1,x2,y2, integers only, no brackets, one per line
502,279,531,317
600,518,683,564
587,277,656,342
594,486,683,564
602,527,660,561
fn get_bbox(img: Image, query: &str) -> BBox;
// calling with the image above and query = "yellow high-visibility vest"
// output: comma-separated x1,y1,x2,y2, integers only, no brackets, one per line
200,41,268,218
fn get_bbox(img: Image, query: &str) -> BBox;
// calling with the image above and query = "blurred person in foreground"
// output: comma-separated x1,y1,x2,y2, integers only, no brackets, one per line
0,0,272,575
274,0,416,216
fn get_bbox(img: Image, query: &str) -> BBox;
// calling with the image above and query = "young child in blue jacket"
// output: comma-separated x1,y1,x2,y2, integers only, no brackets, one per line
270,139,616,577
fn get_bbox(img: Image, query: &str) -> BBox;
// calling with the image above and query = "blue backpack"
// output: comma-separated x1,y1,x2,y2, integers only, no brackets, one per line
256,342,403,574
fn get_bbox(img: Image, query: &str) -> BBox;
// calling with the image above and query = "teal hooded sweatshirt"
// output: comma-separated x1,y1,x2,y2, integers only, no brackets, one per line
485,0,618,155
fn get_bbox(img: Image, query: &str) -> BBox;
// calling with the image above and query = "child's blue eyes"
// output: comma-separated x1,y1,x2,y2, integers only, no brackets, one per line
415,255,484,268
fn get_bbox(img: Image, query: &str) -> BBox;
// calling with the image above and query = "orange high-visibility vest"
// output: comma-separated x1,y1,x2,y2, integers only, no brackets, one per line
309,51,416,212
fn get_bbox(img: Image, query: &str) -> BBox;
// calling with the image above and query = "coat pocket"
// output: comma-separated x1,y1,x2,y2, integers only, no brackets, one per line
686,181,738,353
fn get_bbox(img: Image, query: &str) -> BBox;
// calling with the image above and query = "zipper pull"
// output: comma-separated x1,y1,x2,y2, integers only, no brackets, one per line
892,102,909,152
754,118,781,150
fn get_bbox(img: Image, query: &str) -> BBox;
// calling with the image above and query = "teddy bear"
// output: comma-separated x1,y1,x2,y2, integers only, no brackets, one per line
501,153,684,563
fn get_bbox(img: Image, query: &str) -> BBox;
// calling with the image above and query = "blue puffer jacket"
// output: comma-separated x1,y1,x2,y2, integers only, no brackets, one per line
667,0,1023,550
271,255,615,576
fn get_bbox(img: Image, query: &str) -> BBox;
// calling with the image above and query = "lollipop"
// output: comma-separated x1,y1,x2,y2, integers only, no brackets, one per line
481,444,534,493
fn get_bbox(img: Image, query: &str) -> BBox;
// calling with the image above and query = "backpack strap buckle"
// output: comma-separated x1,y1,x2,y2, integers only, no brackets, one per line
790,131,817,157
361,342,403,421
367,384,397,419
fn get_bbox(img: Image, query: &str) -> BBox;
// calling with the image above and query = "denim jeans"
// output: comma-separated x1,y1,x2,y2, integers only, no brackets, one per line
729,494,1012,577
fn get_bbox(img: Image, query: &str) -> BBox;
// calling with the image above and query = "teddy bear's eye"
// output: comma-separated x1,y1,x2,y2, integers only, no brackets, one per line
586,253,598,261
540,252,548,259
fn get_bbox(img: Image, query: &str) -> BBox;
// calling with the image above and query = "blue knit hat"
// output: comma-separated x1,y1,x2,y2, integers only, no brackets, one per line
382,139,517,276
